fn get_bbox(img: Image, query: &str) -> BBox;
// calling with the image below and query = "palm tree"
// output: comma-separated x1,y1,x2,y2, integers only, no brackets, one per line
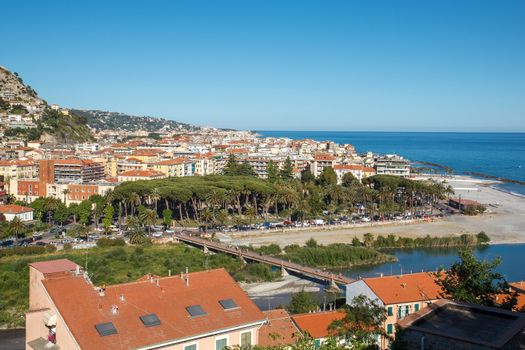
127,192,141,216
62,189,70,205
139,209,157,235
150,188,161,213
9,217,25,243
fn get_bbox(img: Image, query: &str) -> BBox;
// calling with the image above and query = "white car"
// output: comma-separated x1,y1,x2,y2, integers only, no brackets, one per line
361,217,371,222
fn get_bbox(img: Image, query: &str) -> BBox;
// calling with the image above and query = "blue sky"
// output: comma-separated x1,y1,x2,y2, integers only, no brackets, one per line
1,0,524,131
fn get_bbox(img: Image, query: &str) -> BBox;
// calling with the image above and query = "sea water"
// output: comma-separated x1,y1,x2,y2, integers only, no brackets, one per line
258,131,525,196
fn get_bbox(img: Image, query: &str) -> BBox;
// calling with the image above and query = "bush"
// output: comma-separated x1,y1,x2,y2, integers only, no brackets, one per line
63,243,72,251
476,231,490,244
96,238,126,247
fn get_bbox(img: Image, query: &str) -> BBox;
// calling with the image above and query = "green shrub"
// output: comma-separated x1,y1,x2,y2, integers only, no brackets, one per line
96,238,126,248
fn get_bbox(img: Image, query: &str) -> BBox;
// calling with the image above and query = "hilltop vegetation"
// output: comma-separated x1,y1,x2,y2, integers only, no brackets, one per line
3,108,95,143
73,109,199,132
0,66,94,143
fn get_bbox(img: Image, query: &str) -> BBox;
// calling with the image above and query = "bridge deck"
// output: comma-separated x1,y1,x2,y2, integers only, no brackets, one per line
174,233,354,285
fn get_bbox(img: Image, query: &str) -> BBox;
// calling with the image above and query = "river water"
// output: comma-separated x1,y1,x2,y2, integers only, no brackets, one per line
340,243,525,282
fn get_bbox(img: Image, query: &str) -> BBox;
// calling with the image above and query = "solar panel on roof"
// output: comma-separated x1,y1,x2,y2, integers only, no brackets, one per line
186,305,207,317
219,298,238,310
140,313,161,327
95,322,117,336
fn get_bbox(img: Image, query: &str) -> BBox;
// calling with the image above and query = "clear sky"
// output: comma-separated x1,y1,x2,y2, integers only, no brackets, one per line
1,0,524,131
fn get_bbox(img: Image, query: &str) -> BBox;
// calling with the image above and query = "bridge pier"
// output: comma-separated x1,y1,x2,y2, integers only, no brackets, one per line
203,244,209,254
281,265,289,277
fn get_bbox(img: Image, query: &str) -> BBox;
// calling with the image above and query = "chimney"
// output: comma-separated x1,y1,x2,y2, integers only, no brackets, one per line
75,265,80,276
119,294,125,302
111,305,119,315
185,276,189,287
168,269,171,277
156,279,159,287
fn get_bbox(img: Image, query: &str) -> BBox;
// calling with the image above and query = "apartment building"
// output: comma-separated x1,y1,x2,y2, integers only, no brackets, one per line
39,159,105,184
193,153,216,176
26,260,266,350
153,158,194,177
375,155,411,177
311,153,337,177
0,159,38,181
346,272,442,349
333,164,376,183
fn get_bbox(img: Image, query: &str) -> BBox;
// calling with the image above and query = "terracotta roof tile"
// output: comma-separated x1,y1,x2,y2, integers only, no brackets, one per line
259,309,302,347
42,267,265,350
292,311,345,339
0,204,33,214
363,272,442,305
30,259,79,275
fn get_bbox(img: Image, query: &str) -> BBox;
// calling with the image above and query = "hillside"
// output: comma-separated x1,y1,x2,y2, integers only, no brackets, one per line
0,66,94,144
73,109,199,133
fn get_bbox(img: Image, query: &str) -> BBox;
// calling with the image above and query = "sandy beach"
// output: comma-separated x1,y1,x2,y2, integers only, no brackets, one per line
227,175,525,247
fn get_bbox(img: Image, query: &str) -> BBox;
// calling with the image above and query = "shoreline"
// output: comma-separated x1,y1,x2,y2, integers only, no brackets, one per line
228,174,525,247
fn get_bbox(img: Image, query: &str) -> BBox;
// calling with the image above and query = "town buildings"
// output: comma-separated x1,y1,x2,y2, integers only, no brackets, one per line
0,127,410,210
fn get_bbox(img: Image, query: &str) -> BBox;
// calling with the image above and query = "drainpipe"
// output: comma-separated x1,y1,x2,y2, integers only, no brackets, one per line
420,335,425,350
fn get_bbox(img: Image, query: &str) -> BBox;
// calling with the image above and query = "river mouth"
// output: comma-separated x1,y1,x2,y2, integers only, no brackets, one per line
332,243,525,281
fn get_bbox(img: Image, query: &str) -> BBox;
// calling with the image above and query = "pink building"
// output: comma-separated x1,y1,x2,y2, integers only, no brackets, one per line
26,259,266,350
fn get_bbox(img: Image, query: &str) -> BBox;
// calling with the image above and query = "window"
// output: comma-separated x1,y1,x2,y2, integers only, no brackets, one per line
387,306,393,316
414,303,420,312
139,313,161,327
95,322,117,336
184,344,197,350
219,299,238,310
215,337,227,350
186,305,206,317
387,324,393,334
398,305,410,319
240,331,251,346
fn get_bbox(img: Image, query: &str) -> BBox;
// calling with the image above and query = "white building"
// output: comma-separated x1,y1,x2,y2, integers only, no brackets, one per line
0,204,34,222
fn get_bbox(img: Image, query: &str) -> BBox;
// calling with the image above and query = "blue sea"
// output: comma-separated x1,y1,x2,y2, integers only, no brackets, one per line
258,131,525,196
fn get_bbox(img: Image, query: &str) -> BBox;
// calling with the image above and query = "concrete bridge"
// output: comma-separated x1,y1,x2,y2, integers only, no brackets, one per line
174,233,354,288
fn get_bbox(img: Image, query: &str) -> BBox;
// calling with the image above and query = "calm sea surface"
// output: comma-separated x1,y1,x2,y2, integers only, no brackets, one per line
258,131,525,196
258,131,525,281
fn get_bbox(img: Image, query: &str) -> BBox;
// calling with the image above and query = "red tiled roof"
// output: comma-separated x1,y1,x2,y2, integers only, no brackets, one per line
119,170,165,177
30,259,79,275
363,272,442,305
292,311,345,339
333,164,376,172
42,267,265,350
314,153,336,161
259,309,302,347
509,282,525,311
0,204,33,214
155,157,190,165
